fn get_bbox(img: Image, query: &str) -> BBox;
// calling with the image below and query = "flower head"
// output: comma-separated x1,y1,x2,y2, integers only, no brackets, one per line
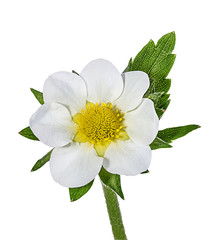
30,59,159,187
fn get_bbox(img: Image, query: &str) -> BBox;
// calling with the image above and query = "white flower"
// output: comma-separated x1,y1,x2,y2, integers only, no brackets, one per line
30,59,159,188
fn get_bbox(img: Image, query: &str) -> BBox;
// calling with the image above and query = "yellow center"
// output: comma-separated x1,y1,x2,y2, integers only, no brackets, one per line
73,103,124,143
72,102,129,157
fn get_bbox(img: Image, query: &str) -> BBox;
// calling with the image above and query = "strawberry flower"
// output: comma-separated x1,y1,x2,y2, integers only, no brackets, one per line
30,59,159,187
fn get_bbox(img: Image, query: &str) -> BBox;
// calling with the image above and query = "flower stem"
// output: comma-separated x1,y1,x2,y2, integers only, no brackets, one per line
102,183,127,240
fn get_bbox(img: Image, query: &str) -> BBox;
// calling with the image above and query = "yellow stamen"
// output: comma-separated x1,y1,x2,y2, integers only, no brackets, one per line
73,102,125,145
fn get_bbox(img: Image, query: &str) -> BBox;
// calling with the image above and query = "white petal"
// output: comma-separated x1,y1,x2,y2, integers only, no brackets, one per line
50,143,103,188
80,59,123,103
103,140,151,175
43,71,87,116
30,103,75,147
125,98,159,145
114,71,149,112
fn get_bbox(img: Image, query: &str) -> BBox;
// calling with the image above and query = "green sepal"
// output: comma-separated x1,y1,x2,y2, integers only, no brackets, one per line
123,58,133,73
99,167,124,200
72,70,79,75
150,137,172,150
31,149,53,172
30,88,44,105
69,180,94,202
141,169,149,174
19,126,39,141
157,125,201,143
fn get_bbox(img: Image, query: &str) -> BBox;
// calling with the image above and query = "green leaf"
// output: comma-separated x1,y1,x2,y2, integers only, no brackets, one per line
157,125,201,143
150,137,172,150
132,32,175,75
130,32,176,112
126,32,176,118
31,149,53,172
147,92,164,106
69,180,94,202
149,54,176,81
156,31,176,53
147,31,176,73
155,108,165,119
132,40,155,72
99,167,124,200
155,99,171,119
157,93,170,107
123,58,133,73
154,78,171,94
30,88,44,104
151,125,200,150
141,169,149,174
155,93,170,115
19,126,39,141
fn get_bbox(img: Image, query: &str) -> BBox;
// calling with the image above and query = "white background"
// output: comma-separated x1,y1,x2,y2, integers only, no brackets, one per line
0,0,217,239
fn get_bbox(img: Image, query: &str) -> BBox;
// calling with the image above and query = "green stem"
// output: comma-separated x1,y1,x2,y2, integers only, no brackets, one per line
102,183,127,240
